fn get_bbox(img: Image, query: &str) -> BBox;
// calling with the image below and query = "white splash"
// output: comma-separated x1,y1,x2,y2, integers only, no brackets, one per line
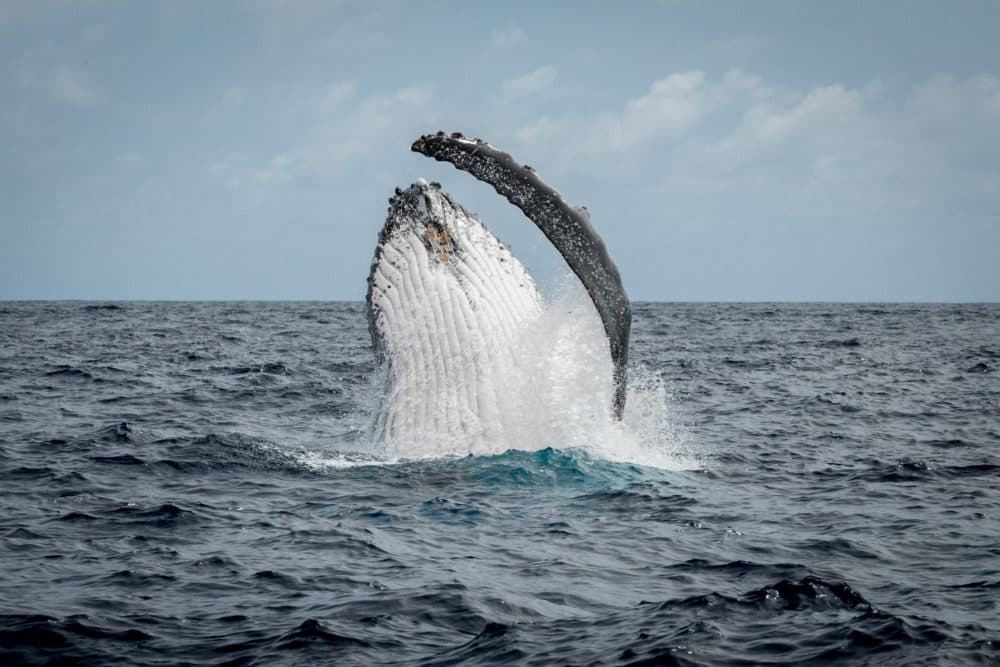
362,183,692,471
373,271,694,471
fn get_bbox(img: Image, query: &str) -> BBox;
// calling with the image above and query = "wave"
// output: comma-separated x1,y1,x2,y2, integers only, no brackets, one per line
810,459,1000,483
81,303,125,312
44,366,97,380
289,448,697,496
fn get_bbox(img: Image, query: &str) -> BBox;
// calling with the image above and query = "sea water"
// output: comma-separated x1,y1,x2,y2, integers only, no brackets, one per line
1,301,998,664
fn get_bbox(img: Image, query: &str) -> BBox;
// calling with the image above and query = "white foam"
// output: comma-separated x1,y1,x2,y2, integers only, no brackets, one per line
370,258,695,470
291,449,397,470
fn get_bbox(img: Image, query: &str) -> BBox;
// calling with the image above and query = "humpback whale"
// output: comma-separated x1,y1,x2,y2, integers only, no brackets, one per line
366,133,630,447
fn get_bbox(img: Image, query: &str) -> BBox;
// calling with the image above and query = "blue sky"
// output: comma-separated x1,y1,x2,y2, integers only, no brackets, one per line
2,0,998,301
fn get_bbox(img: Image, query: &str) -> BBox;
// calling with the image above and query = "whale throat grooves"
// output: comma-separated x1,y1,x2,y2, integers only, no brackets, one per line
411,133,632,419
366,182,546,447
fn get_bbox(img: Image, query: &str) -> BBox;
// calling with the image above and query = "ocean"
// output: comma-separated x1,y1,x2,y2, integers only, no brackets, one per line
1,301,997,665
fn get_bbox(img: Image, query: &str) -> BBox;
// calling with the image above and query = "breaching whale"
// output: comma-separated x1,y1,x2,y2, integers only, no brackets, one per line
366,133,630,446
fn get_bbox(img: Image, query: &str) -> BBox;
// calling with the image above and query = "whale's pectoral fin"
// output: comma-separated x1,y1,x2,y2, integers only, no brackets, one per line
412,132,632,419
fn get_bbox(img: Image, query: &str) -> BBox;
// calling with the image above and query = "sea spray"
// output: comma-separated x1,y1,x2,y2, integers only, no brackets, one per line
368,274,694,470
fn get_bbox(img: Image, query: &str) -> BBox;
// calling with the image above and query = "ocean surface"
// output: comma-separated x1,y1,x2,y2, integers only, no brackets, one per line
1,301,998,665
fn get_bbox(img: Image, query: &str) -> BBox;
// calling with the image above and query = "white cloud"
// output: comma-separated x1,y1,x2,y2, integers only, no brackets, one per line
202,63,1000,243
502,65,557,99
489,25,526,50
514,70,766,161
612,71,712,146
510,70,1000,227
48,64,104,106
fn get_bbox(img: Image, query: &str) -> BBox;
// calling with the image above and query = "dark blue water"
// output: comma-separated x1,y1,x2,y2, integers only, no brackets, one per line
1,302,998,665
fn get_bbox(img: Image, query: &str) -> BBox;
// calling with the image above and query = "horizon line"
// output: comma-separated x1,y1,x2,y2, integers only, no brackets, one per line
2,298,998,305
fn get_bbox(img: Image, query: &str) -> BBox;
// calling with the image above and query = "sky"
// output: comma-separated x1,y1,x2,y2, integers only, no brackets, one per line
2,0,999,301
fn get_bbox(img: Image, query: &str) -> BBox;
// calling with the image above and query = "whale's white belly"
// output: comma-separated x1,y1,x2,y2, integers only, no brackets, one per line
367,184,542,450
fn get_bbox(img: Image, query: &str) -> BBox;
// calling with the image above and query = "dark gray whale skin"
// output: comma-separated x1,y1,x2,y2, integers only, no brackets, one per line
411,132,631,419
